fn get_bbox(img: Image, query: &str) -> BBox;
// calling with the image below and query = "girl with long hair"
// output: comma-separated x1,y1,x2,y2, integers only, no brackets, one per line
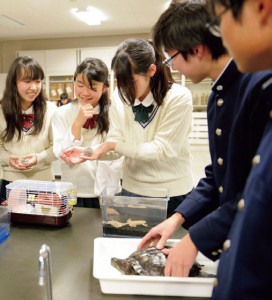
63,39,194,216
52,57,121,208
0,56,56,204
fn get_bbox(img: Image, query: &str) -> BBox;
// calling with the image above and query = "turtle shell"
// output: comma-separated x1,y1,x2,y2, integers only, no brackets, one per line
111,247,166,276
111,246,208,277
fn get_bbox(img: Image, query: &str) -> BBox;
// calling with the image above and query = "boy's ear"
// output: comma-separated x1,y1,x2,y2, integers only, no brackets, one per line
192,44,205,58
148,64,157,77
258,0,272,24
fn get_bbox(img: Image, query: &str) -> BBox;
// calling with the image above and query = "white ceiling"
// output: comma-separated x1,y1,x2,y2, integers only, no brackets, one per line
0,0,171,41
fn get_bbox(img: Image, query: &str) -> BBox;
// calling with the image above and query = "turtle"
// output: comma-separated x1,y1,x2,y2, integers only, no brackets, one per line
111,246,207,277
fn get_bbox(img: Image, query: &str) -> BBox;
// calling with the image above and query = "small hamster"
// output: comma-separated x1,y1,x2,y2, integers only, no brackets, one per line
83,147,93,157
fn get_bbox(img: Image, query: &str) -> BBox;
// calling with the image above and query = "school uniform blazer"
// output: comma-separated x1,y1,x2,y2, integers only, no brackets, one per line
212,78,272,300
175,60,272,260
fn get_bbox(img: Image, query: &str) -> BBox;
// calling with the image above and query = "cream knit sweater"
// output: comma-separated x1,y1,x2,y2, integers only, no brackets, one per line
107,83,194,197
52,100,123,198
0,101,57,182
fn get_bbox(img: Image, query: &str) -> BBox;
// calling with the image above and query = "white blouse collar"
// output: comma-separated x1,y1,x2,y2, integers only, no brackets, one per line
134,91,154,107
22,105,34,114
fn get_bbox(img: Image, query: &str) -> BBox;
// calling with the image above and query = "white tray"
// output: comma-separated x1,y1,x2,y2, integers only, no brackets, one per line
93,237,218,297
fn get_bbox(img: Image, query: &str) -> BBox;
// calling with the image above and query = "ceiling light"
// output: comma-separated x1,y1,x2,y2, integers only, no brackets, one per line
0,15,25,29
71,7,106,26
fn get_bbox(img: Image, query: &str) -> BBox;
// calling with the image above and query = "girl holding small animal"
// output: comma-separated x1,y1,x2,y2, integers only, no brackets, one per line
63,39,194,216
52,57,122,208
0,56,56,204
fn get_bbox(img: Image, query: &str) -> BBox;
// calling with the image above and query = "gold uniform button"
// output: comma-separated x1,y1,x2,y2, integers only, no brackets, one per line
219,186,223,193
252,154,261,166
217,157,223,165
216,85,223,91
217,99,224,107
212,251,218,256
215,128,222,136
223,239,231,251
213,278,218,287
237,199,245,211
270,110,272,119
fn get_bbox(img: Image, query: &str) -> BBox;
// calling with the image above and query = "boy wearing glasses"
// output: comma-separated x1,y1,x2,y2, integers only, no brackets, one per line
208,0,272,299
138,0,272,278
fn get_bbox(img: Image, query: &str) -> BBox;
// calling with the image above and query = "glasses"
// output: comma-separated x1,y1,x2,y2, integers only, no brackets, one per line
206,5,231,37
162,51,180,67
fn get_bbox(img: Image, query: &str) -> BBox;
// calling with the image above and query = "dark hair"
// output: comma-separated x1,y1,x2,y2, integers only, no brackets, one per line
152,0,227,60
111,38,174,106
60,92,68,100
209,0,244,20
74,57,110,134
0,56,47,142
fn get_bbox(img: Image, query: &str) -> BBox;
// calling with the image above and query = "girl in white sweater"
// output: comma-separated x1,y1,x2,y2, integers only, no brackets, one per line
52,58,122,208
63,39,194,216
0,56,56,204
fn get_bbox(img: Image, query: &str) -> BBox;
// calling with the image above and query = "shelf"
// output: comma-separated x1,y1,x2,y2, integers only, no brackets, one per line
171,72,211,111
193,105,208,112
48,75,74,101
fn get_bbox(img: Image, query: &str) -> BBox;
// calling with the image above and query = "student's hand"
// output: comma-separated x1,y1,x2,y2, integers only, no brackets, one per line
137,212,185,250
9,155,32,170
20,154,37,168
60,146,86,164
79,141,116,160
75,103,95,127
163,233,198,277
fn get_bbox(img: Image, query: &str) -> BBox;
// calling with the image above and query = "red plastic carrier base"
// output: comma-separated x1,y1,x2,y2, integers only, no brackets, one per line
10,211,72,227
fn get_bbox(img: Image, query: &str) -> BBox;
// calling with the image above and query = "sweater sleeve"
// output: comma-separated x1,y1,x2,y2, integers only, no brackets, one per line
108,85,193,162
0,103,56,168
0,139,11,166
0,109,11,165
35,124,56,167
35,102,57,167
52,105,83,157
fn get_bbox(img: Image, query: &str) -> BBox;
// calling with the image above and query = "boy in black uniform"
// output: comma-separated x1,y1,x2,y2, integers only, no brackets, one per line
139,0,272,280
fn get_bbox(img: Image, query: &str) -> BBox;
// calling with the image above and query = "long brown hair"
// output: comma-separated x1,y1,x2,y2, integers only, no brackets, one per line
0,56,47,142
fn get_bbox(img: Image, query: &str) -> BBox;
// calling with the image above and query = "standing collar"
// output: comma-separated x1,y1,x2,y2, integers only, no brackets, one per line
211,59,241,93
262,76,272,90
212,59,233,88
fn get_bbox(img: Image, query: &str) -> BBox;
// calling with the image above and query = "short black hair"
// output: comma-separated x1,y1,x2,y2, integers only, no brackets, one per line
209,0,245,20
60,92,68,100
153,0,227,60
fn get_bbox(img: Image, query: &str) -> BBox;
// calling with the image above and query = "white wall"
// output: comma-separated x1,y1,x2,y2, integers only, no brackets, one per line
0,33,150,73
0,73,7,98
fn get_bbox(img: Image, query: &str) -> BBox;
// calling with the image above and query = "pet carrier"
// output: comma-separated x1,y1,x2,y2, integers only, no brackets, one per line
6,180,75,227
